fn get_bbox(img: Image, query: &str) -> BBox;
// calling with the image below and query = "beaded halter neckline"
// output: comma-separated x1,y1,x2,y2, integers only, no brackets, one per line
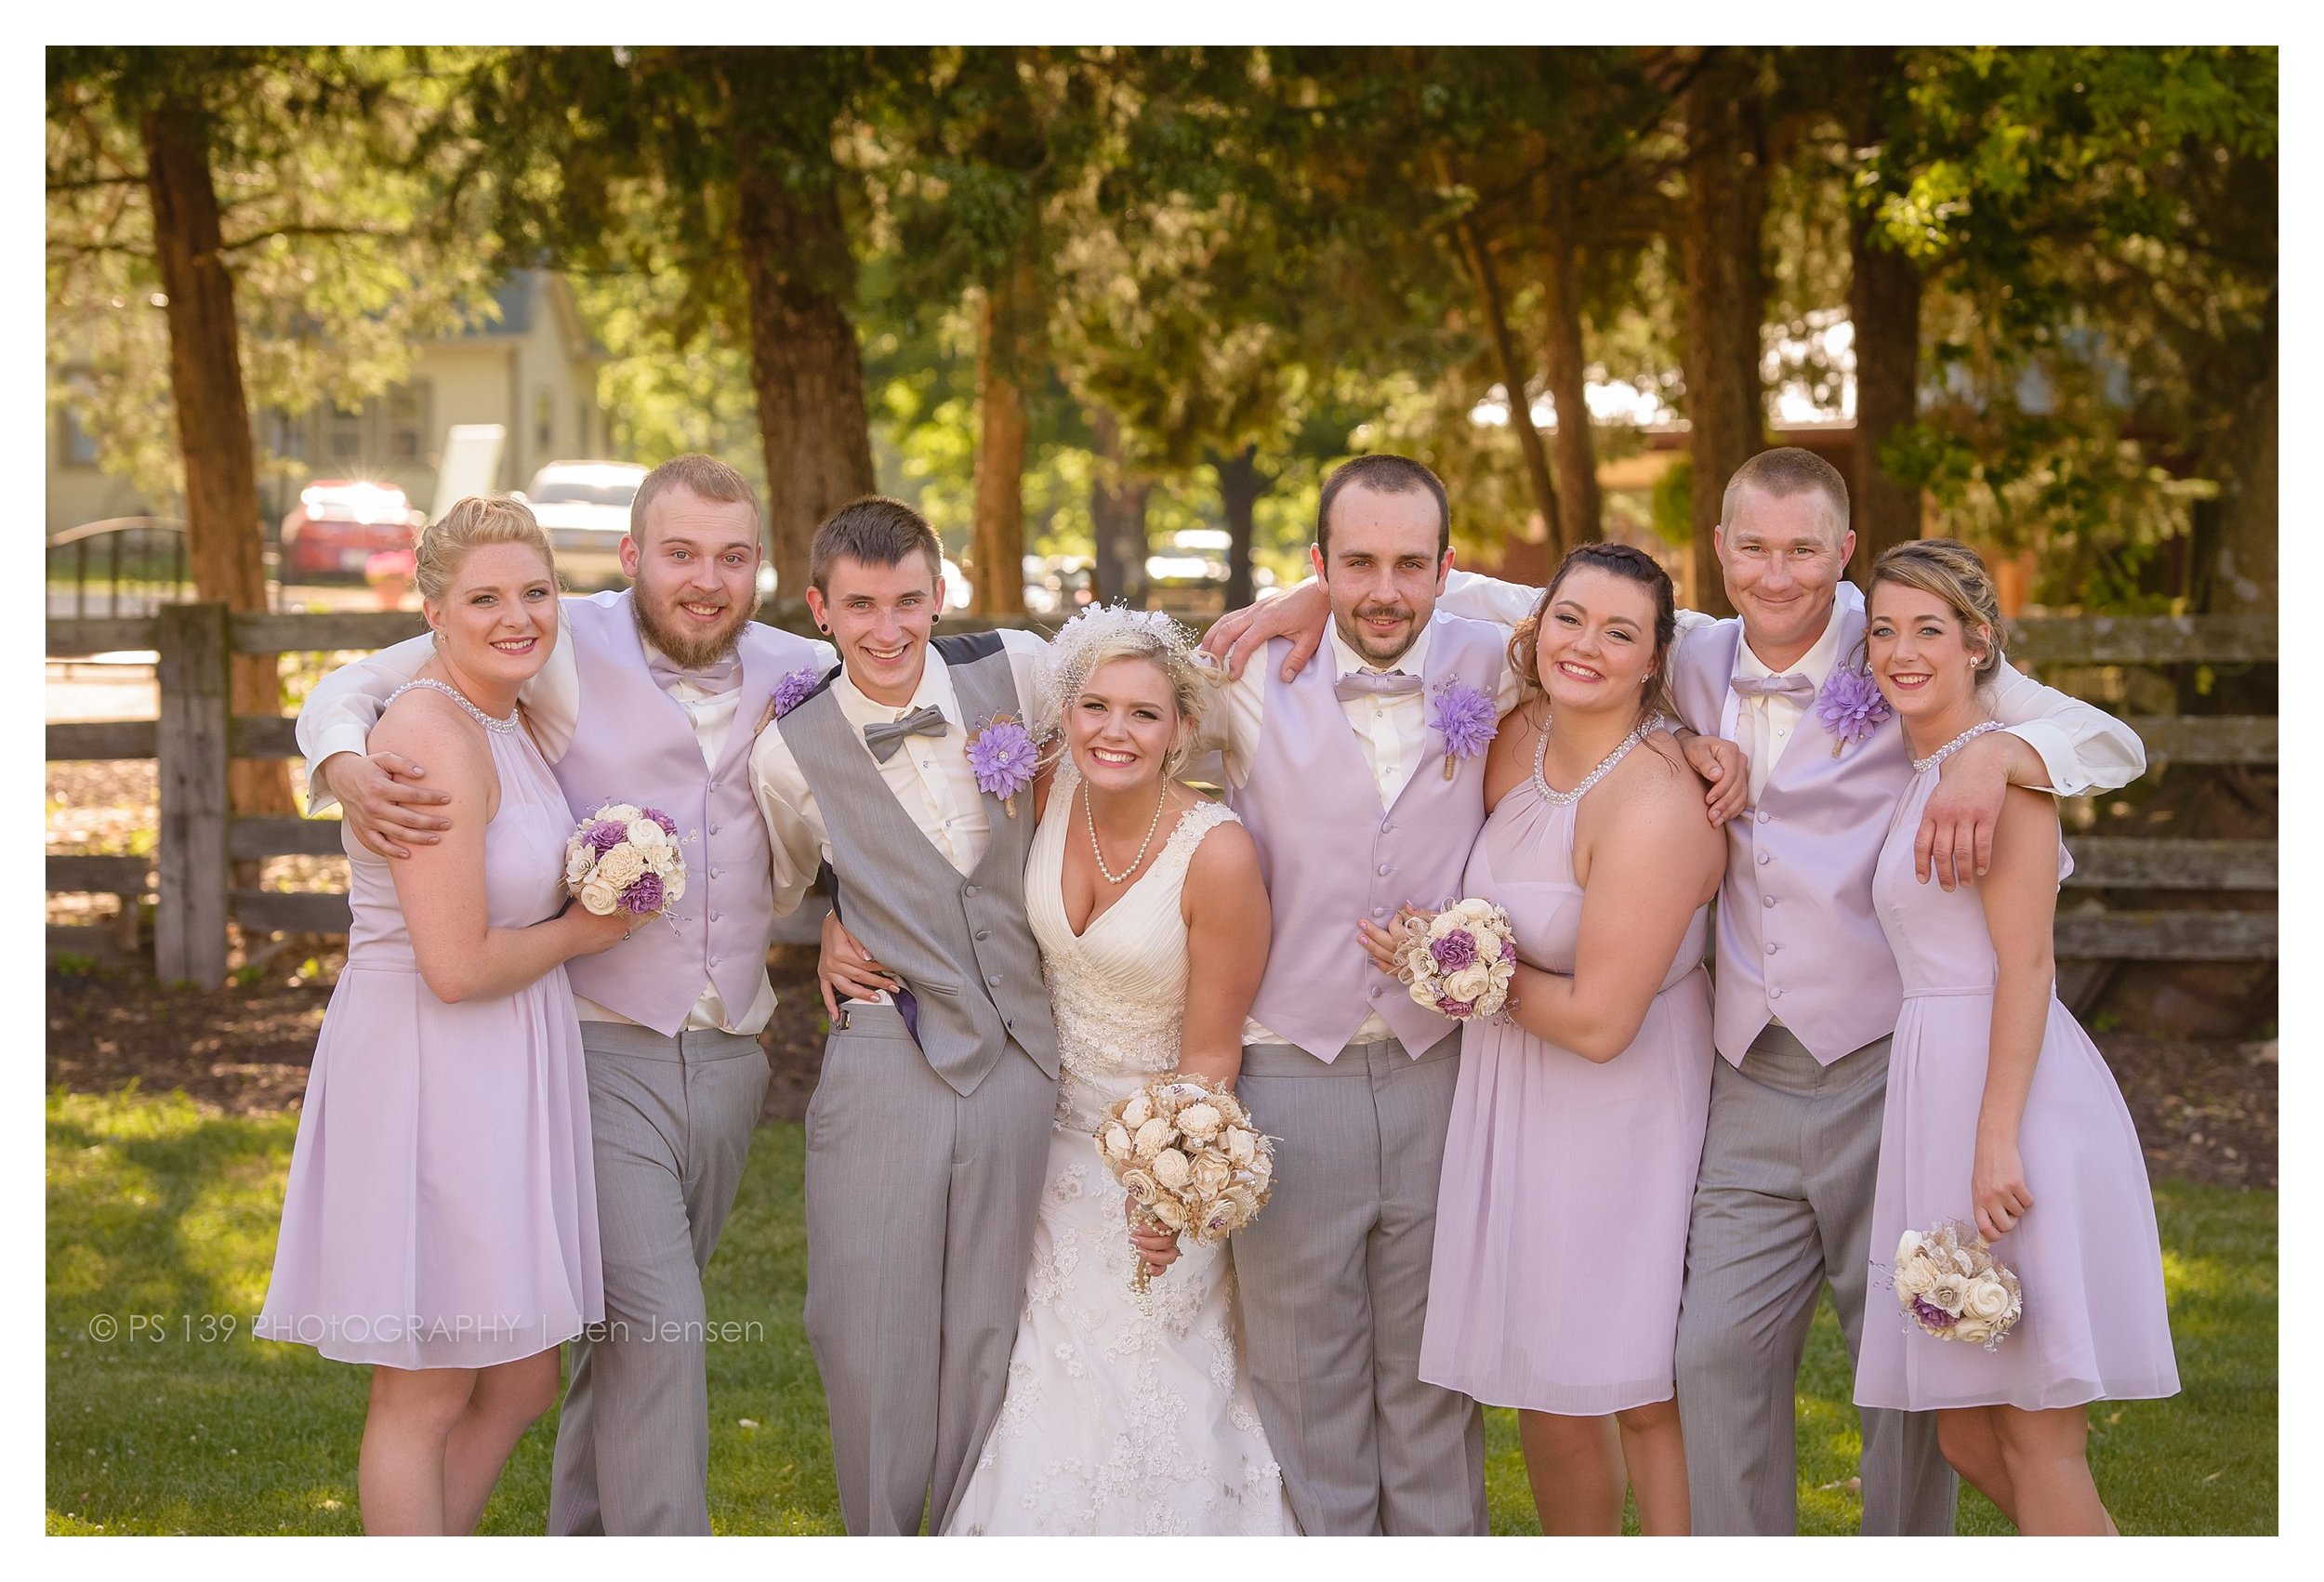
1910,718,2005,774
388,677,519,734
1530,710,1669,808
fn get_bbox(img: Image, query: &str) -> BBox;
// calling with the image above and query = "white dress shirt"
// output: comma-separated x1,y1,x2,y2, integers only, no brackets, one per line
295,599,838,1037
1724,593,1852,805
1207,608,1527,1048
748,629,1050,1003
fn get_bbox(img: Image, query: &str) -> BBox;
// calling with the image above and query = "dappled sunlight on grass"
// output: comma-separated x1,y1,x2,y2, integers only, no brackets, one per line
46,1089,2273,1535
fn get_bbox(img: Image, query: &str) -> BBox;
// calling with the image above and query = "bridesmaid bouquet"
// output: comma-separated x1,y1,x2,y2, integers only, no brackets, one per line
1391,899,1519,1020
563,802,687,917
1093,1073,1275,1294
1892,1221,2024,1350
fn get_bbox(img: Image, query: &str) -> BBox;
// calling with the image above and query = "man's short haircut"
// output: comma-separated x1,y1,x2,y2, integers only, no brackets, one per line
1316,453,1451,560
809,495,944,593
630,454,760,545
1720,446,1851,544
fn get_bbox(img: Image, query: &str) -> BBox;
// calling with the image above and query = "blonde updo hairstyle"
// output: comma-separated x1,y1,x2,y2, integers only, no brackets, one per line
1037,606,1216,782
1865,538,2007,682
416,494,556,609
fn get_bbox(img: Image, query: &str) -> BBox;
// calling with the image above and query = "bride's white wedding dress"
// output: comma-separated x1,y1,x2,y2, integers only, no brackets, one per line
944,765,1298,1536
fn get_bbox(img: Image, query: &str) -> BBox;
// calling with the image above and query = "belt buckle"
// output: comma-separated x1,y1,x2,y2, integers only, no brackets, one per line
833,1006,852,1032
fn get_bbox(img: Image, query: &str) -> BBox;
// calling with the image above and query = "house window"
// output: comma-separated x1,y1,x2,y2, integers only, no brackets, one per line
57,373,99,469
387,381,431,462
577,398,592,457
535,389,553,454
327,402,364,463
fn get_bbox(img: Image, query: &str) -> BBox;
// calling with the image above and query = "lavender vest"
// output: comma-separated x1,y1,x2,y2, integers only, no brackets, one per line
553,592,817,1035
774,633,1059,1097
1668,601,1912,1065
1228,613,1507,1062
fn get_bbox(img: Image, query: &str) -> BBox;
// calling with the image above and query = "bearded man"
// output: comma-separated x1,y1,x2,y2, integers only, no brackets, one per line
296,454,829,1534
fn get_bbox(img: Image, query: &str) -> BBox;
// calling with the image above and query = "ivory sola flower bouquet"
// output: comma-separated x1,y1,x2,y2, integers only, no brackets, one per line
563,802,686,917
1891,1220,2024,1350
1393,899,1519,1019
1093,1073,1275,1294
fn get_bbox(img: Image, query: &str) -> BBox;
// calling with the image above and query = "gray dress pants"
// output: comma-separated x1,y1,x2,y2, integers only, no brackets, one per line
1231,1034,1488,1536
1673,1023,1957,1535
548,1022,770,1536
801,1003,1055,1536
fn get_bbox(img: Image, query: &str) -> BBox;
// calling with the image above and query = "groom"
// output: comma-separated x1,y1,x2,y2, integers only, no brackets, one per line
297,455,825,1535
746,495,1060,1536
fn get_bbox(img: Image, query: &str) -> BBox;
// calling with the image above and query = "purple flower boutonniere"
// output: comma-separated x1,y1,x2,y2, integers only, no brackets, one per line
965,713,1040,817
1815,666,1892,757
1429,679,1498,780
772,666,821,720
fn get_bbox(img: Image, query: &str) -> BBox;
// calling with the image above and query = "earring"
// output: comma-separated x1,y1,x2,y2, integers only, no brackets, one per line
816,624,830,636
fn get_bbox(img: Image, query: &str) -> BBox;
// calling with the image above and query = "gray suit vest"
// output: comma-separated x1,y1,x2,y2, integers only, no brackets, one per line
776,632,1061,1096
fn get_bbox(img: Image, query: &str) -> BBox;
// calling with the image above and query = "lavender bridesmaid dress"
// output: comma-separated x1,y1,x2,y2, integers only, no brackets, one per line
256,681,602,1369
1419,739,1713,1415
1854,764,2178,1411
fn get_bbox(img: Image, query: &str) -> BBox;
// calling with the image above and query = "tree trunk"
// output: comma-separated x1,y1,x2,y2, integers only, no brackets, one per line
2198,296,2277,618
969,242,1040,618
1214,444,1266,614
1537,165,1602,550
1448,202,1562,555
1845,64,1924,579
1087,405,1150,607
1678,64,1766,618
142,91,291,820
731,137,877,616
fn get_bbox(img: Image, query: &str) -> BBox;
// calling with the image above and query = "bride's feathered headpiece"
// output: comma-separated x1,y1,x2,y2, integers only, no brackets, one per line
1032,602,1210,746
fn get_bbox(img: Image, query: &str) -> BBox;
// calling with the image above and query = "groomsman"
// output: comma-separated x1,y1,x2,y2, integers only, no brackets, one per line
1230,446,2146,1535
297,455,826,1535
746,497,1060,1536
1195,455,1526,1536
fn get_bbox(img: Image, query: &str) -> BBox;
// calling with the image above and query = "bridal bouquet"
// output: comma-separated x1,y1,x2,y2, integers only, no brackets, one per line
1093,1073,1275,1294
1892,1220,2024,1350
1391,899,1519,1020
563,802,687,917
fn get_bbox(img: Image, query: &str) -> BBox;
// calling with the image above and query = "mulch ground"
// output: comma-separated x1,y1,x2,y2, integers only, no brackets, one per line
45,954,2275,1189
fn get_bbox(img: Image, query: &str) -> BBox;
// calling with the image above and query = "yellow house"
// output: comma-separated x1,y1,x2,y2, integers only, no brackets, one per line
48,269,612,535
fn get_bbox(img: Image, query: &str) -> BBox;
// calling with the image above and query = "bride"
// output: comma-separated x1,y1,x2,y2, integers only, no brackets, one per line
822,606,1297,1536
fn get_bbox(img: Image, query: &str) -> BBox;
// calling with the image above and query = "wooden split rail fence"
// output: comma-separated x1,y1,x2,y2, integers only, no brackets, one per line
46,604,2275,987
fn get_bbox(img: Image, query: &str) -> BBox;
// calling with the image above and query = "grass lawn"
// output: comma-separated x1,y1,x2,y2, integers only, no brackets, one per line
47,1087,2275,1536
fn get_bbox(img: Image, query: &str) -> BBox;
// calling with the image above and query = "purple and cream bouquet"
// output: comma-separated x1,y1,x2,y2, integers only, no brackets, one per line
1891,1220,2024,1350
563,802,686,918
1393,899,1519,1020
1094,1072,1276,1294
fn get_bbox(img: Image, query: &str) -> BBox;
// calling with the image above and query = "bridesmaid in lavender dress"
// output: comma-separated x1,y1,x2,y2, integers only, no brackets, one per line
1854,541,2176,1535
256,499,639,1534
1363,544,1723,1535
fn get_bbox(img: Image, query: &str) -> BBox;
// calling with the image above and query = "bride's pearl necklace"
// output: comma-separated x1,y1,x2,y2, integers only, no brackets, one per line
1084,779,1168,884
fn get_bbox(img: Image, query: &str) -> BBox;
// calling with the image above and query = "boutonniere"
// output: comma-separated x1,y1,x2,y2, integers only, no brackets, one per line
1814,666,1892,757
965,712,1040,817
1428,679,1498,780
757,665,825,734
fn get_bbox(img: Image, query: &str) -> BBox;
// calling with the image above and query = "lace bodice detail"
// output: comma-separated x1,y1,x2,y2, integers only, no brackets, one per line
1026,764,1240,1126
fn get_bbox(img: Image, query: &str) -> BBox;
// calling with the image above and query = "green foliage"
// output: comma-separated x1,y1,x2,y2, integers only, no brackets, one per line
46,47,500,505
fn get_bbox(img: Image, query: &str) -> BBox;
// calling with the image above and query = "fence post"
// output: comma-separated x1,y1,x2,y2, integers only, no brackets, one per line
154,601,231,986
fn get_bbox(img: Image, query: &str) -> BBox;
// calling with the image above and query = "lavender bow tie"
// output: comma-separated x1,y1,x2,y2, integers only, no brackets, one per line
644,650,742,697
1731,672,1816,702
1335,670,1424,702
863,705,950,762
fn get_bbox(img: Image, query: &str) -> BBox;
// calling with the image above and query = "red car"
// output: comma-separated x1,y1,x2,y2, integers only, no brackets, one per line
279,481,424,581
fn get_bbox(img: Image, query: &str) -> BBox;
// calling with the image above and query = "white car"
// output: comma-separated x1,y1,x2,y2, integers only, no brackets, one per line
516,460,648,591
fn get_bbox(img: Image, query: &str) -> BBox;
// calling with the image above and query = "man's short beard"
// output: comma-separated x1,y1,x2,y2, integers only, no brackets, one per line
632,587,754,670
1337,606,1417,667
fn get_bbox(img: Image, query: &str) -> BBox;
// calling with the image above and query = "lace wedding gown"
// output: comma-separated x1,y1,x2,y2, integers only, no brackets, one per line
944,766,1299,1536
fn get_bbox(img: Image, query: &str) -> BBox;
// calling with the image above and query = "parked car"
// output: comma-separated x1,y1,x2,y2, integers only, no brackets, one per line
1022,554,1097,616
278,481,424,582
515,460,649,591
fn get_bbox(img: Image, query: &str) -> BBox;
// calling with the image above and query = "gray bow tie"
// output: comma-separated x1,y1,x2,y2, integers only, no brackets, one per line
863,705,950,762
1335,670,1424,702
1731,672,1816,702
